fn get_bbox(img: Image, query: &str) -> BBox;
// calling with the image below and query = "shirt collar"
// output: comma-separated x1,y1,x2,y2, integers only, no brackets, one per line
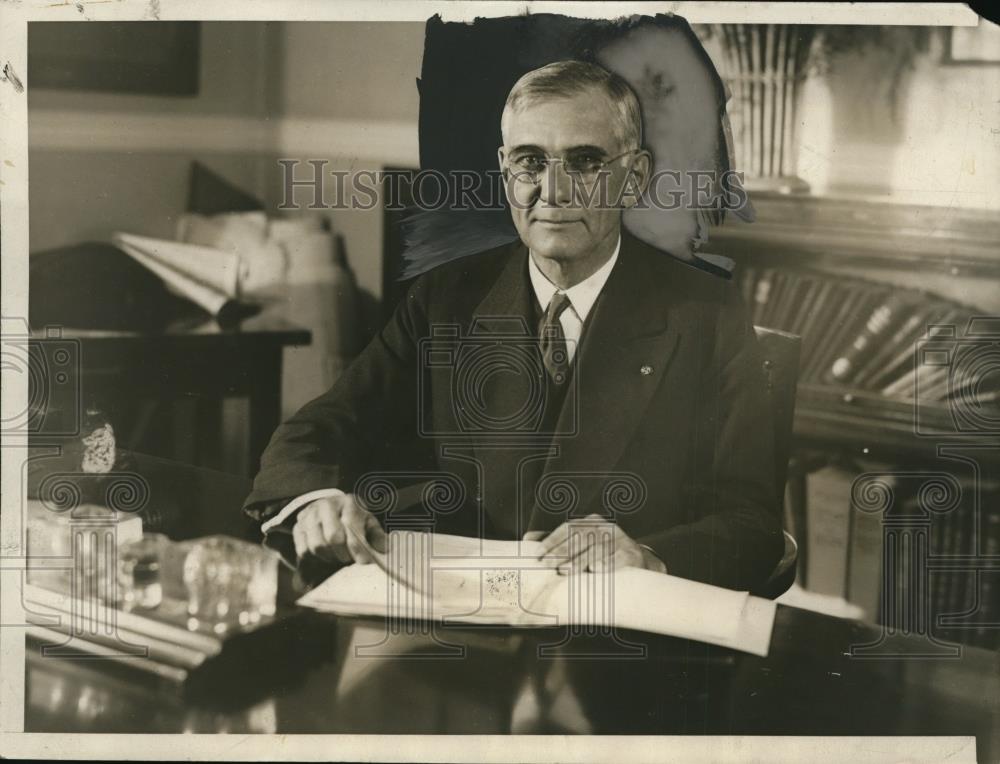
528,234,621,323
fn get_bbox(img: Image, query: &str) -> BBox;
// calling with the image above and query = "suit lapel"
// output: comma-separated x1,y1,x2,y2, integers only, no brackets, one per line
464,243,550,537
466,239,537,424
527,233,681,532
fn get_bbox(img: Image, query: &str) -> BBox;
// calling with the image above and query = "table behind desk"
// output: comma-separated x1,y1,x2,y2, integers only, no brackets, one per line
21,454,1000,757
34,313,310,476
25,449,259,542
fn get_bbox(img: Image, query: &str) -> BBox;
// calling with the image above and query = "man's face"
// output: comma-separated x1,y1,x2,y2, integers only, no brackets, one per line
499,89,644,264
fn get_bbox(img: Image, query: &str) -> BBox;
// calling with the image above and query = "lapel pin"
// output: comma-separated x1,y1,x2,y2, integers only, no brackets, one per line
640,365,653,376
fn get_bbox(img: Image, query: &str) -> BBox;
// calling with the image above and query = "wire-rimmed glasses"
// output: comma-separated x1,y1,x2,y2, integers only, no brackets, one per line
503,147,640,186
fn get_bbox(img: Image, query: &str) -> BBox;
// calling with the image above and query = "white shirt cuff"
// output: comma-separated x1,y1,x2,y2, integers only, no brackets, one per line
259,488,345,534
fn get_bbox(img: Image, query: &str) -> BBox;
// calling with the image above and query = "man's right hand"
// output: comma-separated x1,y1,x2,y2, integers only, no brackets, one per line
292,493,386,565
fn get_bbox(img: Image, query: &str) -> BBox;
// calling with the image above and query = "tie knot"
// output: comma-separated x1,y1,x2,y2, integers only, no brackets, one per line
546,292,572,321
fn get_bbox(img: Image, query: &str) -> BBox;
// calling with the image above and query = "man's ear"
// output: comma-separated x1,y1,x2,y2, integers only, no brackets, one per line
498,147,514,201
620,149,653,209
629,149,653,204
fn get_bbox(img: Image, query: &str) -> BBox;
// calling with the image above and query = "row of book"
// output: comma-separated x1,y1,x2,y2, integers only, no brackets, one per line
891,487,1000,652
736,265,980,403
24,579,328,694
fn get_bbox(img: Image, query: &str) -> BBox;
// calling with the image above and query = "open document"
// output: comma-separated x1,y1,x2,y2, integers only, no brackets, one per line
297,532,776,657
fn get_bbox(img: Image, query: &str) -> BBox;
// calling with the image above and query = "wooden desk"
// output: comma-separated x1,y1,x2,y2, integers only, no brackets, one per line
31,313,310,475
25,605,1000,755
22,455,1000,757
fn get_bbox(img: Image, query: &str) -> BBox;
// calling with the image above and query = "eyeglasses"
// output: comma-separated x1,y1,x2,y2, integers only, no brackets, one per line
503,148,640,186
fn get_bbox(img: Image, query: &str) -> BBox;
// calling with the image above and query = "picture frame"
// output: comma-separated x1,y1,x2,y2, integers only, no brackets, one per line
944,22,1000,64
28,21,200,95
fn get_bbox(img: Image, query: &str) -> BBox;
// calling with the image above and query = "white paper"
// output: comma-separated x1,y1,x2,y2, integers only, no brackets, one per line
175,213,289,298
114,232,241,297
297,532,776,656
115,239,232,316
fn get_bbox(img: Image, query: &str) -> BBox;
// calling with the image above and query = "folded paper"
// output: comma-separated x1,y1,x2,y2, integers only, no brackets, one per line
297,532,775,656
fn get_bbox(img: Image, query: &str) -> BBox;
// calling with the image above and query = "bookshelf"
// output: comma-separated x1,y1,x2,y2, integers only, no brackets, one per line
708,192,1000,649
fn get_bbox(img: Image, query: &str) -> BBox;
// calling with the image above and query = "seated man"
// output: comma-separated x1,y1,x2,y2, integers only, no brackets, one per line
243,60,783,592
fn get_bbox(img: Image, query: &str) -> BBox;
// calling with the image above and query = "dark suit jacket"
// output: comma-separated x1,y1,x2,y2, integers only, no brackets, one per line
244,230,783,591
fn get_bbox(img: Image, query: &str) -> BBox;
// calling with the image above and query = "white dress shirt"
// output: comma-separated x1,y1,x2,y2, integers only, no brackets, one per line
262,236,622,535
527,236,621,364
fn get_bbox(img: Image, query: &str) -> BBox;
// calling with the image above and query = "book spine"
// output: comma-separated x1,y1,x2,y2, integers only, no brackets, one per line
862,306,937,391
25,610,208,670
882,354,951,401
943,492,975,644
759,270,789,329
938,491,960,644
739,263,757,308
27,625,190,683
769,271,804,332
25,584,222,656
807,282,886,384
751,268,776,326
847,487,883,620
931,500,951,644
791,276,829,375
824,293,908,386
803,283,857,381
874,308,963,394
851,303,928,390
975,504,998,649
802,280,851,382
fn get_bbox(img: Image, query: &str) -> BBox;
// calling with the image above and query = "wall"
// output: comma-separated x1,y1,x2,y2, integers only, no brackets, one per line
28,151,265,250
697,26,999,209
29,22,279,253
798,28,999,209
261,21,424,300
276,22,422,122
28,22,279,117
28,21,426,303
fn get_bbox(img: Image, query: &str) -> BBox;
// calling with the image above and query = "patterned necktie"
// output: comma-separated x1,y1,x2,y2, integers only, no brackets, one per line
539,292,572,385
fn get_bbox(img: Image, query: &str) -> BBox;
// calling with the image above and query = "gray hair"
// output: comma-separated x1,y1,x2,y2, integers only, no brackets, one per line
500,60,643,151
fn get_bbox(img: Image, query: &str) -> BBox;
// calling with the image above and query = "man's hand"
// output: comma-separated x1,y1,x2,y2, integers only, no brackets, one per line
529,514,667,574
292,493,386,565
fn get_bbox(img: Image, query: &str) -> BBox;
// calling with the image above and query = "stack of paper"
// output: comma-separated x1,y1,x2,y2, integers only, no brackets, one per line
112,230,285,322
113,231,243,319
175,211,288,297
297,533,776,657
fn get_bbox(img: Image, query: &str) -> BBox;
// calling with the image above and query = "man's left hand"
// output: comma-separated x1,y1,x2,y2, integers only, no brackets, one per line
528,514,667,574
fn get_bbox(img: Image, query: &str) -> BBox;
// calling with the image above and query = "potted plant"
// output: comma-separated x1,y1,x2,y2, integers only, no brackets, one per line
695,24,931,194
